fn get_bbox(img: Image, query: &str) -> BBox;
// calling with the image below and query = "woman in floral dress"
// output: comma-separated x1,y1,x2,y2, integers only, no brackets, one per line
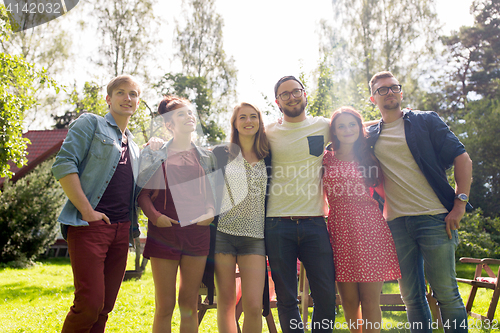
323,106,401,333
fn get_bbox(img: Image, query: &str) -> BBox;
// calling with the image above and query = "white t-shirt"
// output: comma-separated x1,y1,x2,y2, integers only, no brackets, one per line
266,116,330,217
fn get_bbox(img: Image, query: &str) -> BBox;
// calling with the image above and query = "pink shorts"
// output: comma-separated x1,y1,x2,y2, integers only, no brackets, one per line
143,222,210,260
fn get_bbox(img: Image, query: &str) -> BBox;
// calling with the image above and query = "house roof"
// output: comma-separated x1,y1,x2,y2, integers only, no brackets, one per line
0,129,68,187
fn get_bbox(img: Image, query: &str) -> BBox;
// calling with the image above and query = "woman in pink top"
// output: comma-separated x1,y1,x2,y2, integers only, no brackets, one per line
137,95,216,333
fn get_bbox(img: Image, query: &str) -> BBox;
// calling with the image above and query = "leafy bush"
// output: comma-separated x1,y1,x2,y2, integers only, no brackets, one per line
456,209,500,260
0,157,65,266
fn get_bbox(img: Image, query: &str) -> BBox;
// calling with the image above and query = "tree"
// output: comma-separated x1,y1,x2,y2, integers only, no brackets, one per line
308,55,336,118
91,0,160,81
426,0,500,117
53,82,108,129
153,73,226,144
0,157,65,265
330,0,439,107
0,7,72,129
418,0,500,218
308,19,377,120
455,96,500,218
173,0,237,143
83,0,161,145
0,6,57,179
175,0,237,98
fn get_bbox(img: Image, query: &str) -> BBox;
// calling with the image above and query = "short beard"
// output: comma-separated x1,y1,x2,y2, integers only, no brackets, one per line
383,101,400,110
281,99,306,118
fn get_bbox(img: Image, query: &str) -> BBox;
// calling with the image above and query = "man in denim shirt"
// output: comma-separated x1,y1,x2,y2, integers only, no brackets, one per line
52,75,141,333
367,71,473,333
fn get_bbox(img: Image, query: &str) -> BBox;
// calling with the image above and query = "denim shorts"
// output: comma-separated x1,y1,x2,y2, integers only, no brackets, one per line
214,230,266,256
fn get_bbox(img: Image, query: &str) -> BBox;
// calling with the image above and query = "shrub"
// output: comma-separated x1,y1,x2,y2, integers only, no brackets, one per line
456,209,500,259
0,157,65,266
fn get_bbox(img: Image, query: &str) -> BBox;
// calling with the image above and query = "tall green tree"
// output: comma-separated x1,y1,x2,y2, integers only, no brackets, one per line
457,209,500,259
153,73,225,144
0,6,57,179
86,0,160,144
309,19,377,120
422,0,500,217
173,0,237,143
427,0,500,118
175,0,237,99
455,96,500,218
308,55,336,118
0,8,72,129
91,0,159,81
330,0,439,106
53,82,108,129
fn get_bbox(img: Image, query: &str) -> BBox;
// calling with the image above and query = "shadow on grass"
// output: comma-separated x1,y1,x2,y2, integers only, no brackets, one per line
0,257,71,272
0,282,74,301
38,257,71,266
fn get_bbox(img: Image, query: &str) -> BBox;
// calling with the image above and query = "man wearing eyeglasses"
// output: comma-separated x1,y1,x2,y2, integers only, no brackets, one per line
367,71,472,333
265,76,337,332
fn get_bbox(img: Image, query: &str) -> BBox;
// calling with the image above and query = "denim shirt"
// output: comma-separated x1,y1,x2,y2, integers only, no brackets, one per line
366,109,472,212
135,140,218,207
52,113,140,234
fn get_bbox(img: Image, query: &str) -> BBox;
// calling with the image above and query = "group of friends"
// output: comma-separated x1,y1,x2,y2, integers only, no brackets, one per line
52,71,473,333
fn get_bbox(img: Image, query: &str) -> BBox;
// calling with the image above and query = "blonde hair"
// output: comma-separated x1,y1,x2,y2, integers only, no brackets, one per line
230,102,269,160
107,75,141,97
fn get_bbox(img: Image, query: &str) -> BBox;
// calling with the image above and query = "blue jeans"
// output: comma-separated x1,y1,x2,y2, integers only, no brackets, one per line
265,217,336,333
388,214,468,333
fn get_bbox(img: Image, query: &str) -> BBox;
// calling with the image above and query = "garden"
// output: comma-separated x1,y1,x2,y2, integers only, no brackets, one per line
1,253,498,332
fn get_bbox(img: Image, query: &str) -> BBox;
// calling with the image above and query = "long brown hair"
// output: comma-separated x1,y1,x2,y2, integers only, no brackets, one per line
229,102,269,160
329,106,381,187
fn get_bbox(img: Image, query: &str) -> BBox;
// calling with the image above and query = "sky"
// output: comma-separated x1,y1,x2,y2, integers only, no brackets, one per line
10,0,476,129
109,0,475,110
216,0,475,106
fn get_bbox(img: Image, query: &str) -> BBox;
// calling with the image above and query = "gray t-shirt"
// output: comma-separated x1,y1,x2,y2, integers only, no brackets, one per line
374,116,447,221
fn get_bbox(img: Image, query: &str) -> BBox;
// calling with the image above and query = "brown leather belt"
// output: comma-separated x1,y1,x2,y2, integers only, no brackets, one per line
279,216,324,220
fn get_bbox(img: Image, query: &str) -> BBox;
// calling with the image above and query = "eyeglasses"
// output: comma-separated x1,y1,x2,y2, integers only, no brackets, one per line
277,88,305,101
373,85,402,96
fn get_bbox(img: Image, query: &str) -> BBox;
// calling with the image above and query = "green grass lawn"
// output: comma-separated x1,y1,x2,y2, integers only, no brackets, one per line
1,254,499,332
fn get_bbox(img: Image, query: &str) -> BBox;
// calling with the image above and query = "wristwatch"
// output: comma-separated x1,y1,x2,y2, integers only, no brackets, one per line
455,193,469,202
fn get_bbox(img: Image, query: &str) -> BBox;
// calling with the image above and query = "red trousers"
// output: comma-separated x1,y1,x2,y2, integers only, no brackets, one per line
61,221,130,333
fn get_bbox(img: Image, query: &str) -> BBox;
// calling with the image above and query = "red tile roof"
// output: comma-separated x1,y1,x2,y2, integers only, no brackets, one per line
0,129,68,187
